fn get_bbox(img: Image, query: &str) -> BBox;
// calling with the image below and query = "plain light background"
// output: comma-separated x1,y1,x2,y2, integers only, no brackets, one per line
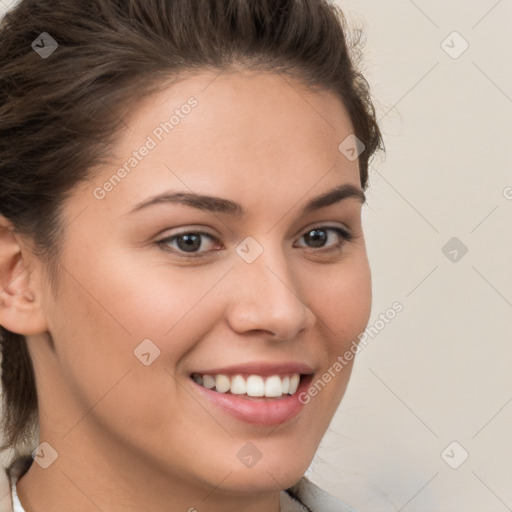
0,1,511,511
308,1,512,511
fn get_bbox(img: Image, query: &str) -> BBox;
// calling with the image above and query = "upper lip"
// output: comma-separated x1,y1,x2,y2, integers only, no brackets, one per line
190,362,314,376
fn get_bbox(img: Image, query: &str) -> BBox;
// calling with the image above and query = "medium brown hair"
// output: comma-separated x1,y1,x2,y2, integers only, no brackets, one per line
0,0,383,454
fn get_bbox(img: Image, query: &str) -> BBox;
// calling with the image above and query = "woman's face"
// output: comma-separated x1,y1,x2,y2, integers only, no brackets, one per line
33,70,372,497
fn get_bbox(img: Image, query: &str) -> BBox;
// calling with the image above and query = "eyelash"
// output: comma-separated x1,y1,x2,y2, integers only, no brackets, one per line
155,225,353,259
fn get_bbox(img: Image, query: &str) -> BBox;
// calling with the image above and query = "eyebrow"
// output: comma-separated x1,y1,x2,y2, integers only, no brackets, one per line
127,183,365,217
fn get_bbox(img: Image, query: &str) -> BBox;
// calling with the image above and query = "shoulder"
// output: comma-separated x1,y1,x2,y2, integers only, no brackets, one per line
0,455,32,512
286,477,358,512
0,461,14,512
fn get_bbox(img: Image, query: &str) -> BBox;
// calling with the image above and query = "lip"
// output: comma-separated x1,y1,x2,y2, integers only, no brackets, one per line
191,362,314,377
189,368,314,427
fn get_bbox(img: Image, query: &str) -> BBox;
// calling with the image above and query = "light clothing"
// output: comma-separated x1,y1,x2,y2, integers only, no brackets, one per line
1,455,356,512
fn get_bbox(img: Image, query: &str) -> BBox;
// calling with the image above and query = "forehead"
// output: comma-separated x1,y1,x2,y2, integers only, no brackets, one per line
74,70,360,220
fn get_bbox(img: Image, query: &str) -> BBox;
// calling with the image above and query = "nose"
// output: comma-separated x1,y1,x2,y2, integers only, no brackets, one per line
225,245,316,341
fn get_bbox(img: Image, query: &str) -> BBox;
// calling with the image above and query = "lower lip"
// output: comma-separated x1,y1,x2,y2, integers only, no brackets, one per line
191,375,312,426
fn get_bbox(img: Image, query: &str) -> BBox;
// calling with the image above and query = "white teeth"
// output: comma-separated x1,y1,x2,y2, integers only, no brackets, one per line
230,375,247,395
289,374,300,395
215,374,231,393
193,372,302,397
246,375,265,397
202,375,215,389
282,376,290,394
265,375,283,397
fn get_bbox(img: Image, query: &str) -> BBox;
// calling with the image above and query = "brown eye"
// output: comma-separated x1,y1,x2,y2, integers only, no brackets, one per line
157,231,219,256
296,226,352,250
303,229,328,248
175,233,203,252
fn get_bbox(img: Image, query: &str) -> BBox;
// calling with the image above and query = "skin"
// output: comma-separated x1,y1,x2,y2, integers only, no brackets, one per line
0,69,372,512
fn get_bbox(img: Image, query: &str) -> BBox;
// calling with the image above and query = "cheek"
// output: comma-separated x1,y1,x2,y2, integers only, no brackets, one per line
295,256,371,415
48,254,231,417
60,245,227,343
49,274,136,401
98,250,230,333
48,267,199,438
312,256,372,352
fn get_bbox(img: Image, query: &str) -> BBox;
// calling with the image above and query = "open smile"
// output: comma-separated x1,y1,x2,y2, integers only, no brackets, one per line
189,366,314,426
191,372,301,398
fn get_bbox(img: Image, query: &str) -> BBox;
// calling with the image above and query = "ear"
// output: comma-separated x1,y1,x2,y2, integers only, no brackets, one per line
0,215,48,335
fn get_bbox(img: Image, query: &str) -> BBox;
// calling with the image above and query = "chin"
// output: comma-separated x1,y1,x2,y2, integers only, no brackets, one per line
209,441,315,494
220,466,309,495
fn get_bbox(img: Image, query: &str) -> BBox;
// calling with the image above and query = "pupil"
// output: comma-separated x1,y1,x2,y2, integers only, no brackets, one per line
305,229,327,248
177,233,201,252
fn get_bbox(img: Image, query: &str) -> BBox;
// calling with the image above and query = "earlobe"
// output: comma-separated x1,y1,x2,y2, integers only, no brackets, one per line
0,215,48,335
